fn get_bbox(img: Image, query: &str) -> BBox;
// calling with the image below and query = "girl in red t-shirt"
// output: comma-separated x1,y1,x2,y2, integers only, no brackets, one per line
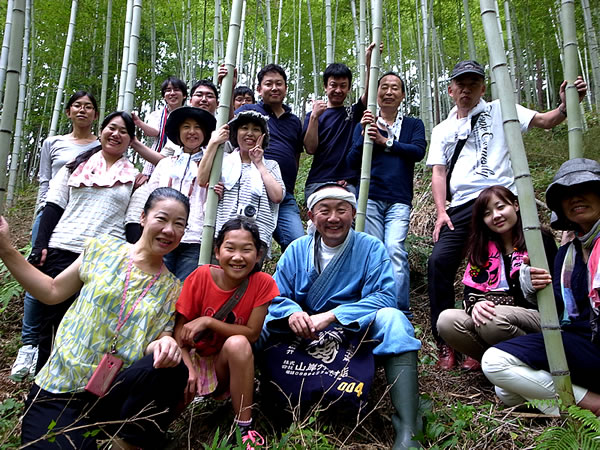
174,218,279,445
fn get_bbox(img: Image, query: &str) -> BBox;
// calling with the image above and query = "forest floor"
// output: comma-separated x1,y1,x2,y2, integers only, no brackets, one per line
0,119,599,449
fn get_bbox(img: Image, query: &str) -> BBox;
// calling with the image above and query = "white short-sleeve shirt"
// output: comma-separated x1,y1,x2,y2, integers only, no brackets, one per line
426,99,537,207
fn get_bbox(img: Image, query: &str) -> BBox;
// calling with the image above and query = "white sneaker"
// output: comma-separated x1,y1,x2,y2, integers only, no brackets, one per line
29,346,39,377
10,345,38,382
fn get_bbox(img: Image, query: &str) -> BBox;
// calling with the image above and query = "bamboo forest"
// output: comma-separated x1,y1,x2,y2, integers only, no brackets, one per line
1,0,600,448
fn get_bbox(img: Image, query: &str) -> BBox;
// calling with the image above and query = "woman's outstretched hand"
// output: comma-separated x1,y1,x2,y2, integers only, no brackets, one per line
0,216,13,256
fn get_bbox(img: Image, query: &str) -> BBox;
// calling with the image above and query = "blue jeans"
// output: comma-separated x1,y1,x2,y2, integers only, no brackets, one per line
364,199,411,314
22,211,44,345
273,192,305,251
163,243,200,281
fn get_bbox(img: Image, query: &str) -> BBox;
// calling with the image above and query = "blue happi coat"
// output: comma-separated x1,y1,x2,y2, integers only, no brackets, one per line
262,230,421,355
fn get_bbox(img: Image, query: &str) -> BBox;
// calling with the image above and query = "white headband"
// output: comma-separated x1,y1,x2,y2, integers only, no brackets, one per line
307,187,357,211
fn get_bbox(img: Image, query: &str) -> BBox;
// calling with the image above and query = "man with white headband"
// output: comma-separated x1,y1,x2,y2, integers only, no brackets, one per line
261,184,422,449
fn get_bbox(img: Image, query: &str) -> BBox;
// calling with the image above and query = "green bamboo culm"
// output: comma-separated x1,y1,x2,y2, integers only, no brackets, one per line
0,0,26,215
560,0,584,159
198,0,243,265
355,0,382,232
122,0,142,113
48,0,77,137
479,0,575,408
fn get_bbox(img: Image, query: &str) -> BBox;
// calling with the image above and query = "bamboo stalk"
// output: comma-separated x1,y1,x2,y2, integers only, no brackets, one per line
503,0,517,101
237,0,247,69
264,0,272,63
100,0,113,129
198,0,243,265
358,0,367,96
306,0,319,96
581,0,600,111
274,0,282,64
0,0,25,214
355,0,382,232
560,0,584,158
325,0,333,65
0,0,14,107
6,0,30,208
463,0,477,60
117,0,133,110
150,0,156,109
480,0,575,408
421,0,433,135
48,0,77,137
396,0,404,80
213,0,222,84
122,0,141,113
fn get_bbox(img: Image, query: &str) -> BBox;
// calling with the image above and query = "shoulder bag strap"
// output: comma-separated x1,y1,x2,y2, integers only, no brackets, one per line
213,278,249,321
193,277,249,343
445,112,481,201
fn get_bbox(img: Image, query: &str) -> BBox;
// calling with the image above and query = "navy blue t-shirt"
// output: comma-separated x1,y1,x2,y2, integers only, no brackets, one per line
302,101,367,185
236,102,303,195
347,116,427,206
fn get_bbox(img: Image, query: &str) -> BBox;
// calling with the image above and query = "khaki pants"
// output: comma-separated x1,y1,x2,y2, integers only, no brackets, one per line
436,305,542,360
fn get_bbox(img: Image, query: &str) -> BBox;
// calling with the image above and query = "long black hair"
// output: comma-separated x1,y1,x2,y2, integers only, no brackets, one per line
467,185,525,267
65,111,135,173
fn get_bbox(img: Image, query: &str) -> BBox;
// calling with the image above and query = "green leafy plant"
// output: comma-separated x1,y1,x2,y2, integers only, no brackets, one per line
535,406,600,450
0,243,30,314
0,398,24,448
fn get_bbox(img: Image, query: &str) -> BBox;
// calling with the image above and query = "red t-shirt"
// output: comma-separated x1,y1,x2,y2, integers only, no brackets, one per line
176,264,279,355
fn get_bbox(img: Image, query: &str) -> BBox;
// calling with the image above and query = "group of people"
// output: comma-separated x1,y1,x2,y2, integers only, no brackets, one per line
2,47,598,449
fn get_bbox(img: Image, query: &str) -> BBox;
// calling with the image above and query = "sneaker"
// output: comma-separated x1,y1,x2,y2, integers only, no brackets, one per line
241,429,265,450
10,345,38,382
29,346,39,377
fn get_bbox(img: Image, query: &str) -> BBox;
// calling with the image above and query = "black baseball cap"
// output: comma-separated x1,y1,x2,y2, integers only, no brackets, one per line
450,60,485,80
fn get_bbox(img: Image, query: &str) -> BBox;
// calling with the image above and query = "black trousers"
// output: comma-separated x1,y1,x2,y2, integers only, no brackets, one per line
427,200,475,343
36,248,80,373
22,354,188,449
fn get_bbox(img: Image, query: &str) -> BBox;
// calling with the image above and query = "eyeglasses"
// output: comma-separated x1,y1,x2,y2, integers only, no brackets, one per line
71,102,96,111
193,92,216,99
165,87,182,94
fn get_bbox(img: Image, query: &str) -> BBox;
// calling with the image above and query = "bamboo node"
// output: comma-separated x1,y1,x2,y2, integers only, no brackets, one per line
513,174,531,181
541,325,561,330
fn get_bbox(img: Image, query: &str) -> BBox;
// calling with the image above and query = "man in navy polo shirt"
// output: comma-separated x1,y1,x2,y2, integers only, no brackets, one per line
348,72,427,317
302,43,379,201
237,64,304,251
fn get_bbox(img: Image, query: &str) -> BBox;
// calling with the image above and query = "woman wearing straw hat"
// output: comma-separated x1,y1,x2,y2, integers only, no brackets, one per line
135,106,217,281
482,158,600,415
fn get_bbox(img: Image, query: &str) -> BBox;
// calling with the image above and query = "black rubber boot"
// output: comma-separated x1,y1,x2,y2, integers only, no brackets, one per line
384,351,422,449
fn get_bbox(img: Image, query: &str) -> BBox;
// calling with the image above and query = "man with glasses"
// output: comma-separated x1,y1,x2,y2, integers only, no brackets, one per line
189,79,219,115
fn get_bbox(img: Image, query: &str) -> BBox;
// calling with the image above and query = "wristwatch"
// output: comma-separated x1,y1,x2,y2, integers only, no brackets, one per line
385,138,393,149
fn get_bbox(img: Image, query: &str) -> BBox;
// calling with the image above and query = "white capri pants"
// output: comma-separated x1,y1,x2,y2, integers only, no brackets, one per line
482,347,588,415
